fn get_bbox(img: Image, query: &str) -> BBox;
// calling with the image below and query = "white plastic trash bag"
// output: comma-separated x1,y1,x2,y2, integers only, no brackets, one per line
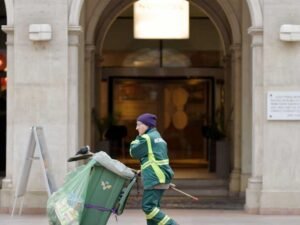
47,159,97,225
92,151,134,179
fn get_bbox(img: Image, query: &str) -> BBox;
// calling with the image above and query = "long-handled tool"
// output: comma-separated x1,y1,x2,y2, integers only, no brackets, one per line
169,183,199,201
131,169,199,201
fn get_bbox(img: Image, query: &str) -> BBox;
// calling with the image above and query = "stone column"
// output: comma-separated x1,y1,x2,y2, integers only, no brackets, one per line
67,25,81,170
245,26,264,213
84,44,95,147
222,55,231,137
0,26,14,208
229,44,242,195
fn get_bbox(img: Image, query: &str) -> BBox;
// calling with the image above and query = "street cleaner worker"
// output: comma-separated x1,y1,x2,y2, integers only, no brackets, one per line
129,113,179,225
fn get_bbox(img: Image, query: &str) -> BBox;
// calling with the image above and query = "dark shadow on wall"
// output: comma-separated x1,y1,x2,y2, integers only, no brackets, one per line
0,1,7,177
0,88,6,175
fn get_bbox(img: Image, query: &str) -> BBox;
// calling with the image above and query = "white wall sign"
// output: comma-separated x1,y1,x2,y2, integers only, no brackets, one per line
267,91,300,120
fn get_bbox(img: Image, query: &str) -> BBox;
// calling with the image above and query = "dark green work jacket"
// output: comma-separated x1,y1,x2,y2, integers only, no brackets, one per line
129,128,174,189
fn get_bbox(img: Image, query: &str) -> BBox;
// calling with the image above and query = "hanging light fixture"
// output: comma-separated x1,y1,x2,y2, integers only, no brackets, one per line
134,0,190,39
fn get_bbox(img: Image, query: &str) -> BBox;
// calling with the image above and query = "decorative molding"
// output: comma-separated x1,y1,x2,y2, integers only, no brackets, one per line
68,25,82,46
85,44,96,61
248,26,263,47
1,178,13,189
83,0,111,44
85,44,96,52
230,44,242,62
69,0,85,26
246,0,263,27
248,176,263,188
217,0,241,44
68,25,82,34
230,43,241,51
4,0,14,25
248,26,263,35
221,54,231,68
1,25,14,46
1,25,14,34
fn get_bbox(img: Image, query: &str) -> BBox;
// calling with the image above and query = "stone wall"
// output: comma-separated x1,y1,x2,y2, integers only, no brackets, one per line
260,0,300,213
0,0,69,209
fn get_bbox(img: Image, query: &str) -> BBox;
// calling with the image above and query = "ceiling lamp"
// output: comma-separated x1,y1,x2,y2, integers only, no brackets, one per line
134,0,190,39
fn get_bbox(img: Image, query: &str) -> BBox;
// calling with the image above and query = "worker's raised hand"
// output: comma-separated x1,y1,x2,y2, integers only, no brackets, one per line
131,169,141,176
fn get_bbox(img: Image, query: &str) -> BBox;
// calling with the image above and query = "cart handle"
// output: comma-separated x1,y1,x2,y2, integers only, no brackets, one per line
115,176,137,215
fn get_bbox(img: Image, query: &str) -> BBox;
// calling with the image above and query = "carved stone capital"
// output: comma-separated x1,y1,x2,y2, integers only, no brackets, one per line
248,26,263,47
68,26,82,46
1,25,14,46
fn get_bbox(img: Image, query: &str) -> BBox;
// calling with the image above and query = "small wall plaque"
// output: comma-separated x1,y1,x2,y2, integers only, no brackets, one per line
267,91,300,120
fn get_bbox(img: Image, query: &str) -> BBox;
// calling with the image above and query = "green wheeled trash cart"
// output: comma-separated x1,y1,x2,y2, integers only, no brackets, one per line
80,163,136,225
47,151,136,225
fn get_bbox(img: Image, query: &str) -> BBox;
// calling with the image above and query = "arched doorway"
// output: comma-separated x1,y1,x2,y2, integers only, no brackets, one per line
82,1,240,185
69,0,264,200
87,1,233,179
77,0,235,179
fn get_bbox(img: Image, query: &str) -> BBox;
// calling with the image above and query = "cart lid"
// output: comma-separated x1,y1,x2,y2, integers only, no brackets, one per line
93,151,135,179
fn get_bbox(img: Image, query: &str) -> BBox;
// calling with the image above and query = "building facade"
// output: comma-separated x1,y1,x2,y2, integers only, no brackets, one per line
0,0,300,214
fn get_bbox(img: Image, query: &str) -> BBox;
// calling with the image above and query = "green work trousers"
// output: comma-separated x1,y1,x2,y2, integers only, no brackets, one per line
142,189,178,225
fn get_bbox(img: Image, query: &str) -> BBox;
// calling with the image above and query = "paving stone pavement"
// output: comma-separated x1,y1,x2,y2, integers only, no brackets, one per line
1,209,300,225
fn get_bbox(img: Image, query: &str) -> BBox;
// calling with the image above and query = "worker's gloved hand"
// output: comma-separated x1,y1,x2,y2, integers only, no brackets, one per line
131,169,141,176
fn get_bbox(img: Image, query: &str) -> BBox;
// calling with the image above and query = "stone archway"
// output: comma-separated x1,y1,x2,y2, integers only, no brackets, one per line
67,0,263,50
79,0,235,154
246,0,263,27
69,0,84,26
92,0,232,55
68,0,264,201
83,0,241,195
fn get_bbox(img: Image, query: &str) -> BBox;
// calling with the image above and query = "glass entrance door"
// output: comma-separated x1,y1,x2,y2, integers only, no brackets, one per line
108,77,213,168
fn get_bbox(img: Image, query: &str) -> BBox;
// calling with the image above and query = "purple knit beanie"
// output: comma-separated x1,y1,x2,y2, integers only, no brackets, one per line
137,113,157,128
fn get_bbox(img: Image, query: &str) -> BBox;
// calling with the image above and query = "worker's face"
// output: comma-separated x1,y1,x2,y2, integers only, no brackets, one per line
136,121,148,136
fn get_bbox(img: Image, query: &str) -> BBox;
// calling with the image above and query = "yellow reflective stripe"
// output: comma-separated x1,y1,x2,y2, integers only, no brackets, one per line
141,134,154,154
141,159,169,170
141,161,151,169
146,207,160,219
158,215,170,225
156,159,169,165
141,134,166,183
151,163,165,183
131,140,139,144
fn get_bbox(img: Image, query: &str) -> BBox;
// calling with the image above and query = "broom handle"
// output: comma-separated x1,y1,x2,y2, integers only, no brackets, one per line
170,183,199,201
130,170,199,201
